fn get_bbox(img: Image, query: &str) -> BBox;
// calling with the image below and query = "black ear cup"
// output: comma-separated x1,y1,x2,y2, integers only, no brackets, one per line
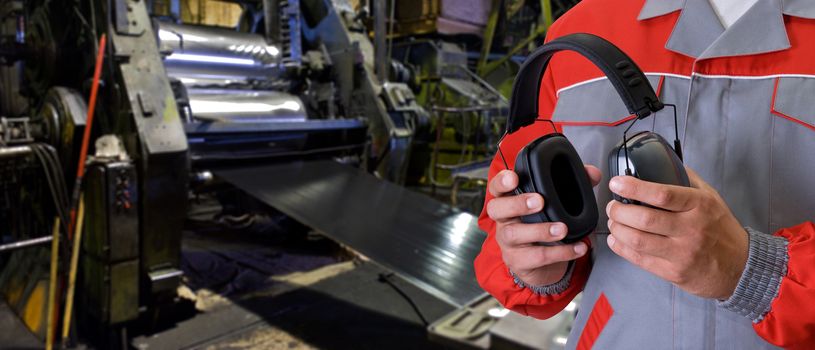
514,134,599,244
608,131,690,204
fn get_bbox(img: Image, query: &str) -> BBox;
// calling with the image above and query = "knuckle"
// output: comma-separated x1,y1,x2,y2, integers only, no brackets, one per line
607,202,619,219
655,189,673,206
687,224,705,239
630,234,646,251
486,200,499,219
502,225,517,245
640,213,657,229
672,268,689,284
489,176,503,195
627,178,640,196
628,251,643,265
534,247,553,266
503,254,518,270
665,268,681,284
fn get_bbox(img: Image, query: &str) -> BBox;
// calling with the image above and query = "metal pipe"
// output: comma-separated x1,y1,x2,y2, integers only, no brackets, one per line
0,145,31,158
374,0,388,80
430,105,499,113
477,0,501,76
0,235,53,253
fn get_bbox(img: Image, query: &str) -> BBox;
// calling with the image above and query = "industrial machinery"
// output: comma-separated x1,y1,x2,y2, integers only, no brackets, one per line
0,0,578,348
0,0,433,346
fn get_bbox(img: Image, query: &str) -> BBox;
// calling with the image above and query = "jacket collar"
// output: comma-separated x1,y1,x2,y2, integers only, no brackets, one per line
638,0,815,59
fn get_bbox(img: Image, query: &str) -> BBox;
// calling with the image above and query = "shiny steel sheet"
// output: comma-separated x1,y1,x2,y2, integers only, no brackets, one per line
215,160,488,307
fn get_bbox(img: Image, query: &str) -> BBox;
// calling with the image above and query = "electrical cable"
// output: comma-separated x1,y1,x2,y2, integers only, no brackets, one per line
377,273,429,326
34,144,69,209
30,144,69,238
38,144,69,218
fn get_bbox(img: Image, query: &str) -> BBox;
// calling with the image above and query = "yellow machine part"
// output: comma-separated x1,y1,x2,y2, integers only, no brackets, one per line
22,281,47,334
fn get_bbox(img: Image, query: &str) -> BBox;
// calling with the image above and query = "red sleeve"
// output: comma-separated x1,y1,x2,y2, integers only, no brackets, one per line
473,24,592,319
753,221,815,349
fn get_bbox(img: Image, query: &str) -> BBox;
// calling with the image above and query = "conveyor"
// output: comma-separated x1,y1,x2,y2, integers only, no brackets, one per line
215,160,487,307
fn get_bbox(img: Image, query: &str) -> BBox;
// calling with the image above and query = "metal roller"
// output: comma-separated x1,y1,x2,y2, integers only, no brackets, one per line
186,89,307,123
158,22,281,85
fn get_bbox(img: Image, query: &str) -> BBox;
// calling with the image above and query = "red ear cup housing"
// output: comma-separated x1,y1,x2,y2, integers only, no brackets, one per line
514,133,599,244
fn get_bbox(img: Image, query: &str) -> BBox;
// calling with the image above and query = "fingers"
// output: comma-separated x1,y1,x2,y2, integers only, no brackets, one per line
489,170,519,197
486,192,543,222
606,200,678,237
497,222,568,247
609,175,698,212
490,165,601,197
585,164,602,187
607,234,680,284
606,234,661,271
507,242,589,272
607,219,671,257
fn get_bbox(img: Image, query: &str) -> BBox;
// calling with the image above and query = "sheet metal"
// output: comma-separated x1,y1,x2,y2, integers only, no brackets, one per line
185,120,367,163
215,160,488,307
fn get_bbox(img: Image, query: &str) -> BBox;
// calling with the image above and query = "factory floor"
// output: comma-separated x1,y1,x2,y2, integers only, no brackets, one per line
0,200,456,350
128,205,455,350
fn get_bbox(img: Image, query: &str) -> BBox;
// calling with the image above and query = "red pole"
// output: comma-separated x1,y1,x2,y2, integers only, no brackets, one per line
67,33,106,238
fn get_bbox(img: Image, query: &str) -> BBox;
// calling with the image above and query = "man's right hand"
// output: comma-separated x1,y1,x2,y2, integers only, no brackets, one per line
487,166,601,287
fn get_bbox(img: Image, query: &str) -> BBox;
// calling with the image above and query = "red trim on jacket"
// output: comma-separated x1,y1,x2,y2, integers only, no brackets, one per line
576,293,614,350
770,78,815,132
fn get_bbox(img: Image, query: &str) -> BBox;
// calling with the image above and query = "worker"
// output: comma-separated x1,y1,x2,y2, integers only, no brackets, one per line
475,0,815,348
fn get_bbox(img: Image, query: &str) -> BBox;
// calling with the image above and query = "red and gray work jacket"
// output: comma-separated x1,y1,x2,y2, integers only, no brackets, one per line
475,0,815,348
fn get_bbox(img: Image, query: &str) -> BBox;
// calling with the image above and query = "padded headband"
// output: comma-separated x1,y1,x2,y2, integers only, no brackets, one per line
507,33,663,134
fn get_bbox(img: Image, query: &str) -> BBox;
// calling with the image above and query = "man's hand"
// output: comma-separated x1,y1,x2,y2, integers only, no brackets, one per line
488,166,600,287
606,168,749,300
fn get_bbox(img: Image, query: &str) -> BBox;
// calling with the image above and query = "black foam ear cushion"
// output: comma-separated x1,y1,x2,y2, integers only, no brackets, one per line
514,134,599,244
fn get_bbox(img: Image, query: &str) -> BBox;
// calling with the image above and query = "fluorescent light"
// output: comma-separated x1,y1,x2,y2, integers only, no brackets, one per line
555,337,568,345
165,53,256,66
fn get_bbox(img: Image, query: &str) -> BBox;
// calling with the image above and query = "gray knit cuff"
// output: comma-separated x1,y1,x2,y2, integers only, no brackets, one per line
718,227,788,323
511,261,574,295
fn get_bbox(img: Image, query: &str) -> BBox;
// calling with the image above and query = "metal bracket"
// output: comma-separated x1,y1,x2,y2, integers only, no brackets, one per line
0,117,33,144
114,0,146,36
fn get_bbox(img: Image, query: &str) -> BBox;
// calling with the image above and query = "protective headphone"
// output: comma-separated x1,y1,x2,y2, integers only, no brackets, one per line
498,33,685,244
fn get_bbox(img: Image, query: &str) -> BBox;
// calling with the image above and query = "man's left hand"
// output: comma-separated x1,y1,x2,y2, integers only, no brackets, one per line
606,167,749,300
